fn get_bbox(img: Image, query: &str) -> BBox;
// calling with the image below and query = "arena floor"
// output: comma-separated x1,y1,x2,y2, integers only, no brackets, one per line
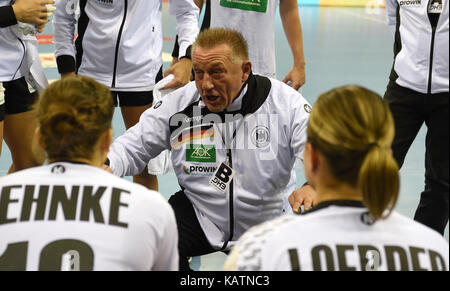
0,4,448,270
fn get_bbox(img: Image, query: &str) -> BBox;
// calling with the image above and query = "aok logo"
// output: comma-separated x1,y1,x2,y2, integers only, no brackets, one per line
186,145,216,163
183,165,217,176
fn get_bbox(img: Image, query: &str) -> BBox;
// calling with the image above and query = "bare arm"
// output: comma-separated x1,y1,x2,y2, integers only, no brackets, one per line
194,0,204,10
280,0,306,90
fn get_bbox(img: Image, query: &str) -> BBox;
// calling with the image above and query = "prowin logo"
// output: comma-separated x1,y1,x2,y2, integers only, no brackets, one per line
400,0,421,6
183,165,217,176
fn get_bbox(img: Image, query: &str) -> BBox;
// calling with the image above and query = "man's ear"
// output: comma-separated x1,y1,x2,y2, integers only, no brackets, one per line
241,60,252,82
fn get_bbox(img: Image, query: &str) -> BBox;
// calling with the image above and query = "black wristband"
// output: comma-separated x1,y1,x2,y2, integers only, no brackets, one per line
172,35,180,58
56,55,77,74
179,45,192,61
0,6,17,28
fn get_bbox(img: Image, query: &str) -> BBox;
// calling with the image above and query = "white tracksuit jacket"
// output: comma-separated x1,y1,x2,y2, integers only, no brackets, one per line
386,0,449,94
53,0,199,90
108,74,311,250
0,0,24,81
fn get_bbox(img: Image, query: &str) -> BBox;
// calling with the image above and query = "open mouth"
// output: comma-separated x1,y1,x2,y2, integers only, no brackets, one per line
205,95,219,102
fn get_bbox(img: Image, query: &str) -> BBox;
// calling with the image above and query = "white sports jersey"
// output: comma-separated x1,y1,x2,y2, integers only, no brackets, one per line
225,201,449,271
209,0,279,78
0,162,178,271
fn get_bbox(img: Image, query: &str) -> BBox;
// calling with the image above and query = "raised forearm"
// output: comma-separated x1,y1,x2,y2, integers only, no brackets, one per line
280,0,305,67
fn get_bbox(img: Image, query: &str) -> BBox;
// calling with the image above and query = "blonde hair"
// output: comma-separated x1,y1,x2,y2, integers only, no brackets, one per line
35,76,114,161
308,85,399,220
193,28,249,62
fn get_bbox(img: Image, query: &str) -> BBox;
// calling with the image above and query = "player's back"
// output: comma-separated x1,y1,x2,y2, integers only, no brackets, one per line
232,202,449,271
0,162,178,271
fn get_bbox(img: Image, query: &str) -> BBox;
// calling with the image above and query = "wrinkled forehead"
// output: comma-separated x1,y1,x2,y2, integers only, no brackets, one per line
192,44,236,64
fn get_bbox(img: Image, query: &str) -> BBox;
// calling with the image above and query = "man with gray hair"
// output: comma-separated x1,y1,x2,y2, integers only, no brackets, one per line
107,28,315,270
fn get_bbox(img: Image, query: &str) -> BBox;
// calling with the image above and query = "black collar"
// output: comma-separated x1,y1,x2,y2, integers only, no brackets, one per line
50,160,90,166
169,72,272,134
302,200,365,215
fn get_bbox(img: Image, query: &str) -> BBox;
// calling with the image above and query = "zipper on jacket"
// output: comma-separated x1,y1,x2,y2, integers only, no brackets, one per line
220,149,234,251
111,0,128,88
12,38,26,80
427,1,440,95
427,25,437,94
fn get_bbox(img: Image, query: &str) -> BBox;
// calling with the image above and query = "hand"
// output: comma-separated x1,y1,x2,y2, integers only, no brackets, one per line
162,58,193,90
170,56,179,67
12,0,55,26
288,184,316,214
35,22,45,33
61,72,76,79
282,63,306,90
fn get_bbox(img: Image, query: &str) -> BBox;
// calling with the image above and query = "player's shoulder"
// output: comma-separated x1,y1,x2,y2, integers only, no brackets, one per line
150,81,199,116
388,211,449,245
0,165,46,183
237,215,299,249
266,77,311,111
233,215,300,270
81,165,175,221
238,208,343,249
100,170,170,210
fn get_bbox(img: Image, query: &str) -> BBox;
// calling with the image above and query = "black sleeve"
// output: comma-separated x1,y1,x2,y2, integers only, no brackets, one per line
0,6,17,28
201,0,211,31
172,35,180,58
56,55,77,74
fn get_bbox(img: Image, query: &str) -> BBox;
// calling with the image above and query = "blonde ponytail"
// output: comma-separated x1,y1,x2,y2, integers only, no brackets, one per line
307,85,400,221
358,143,399,220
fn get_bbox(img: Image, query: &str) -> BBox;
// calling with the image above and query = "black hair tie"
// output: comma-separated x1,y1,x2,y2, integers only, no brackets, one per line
366,142,378,152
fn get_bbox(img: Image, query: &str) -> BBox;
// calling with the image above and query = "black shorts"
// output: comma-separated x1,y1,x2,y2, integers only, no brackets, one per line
2,77,38,115
110,90,154,107
111,66,163,107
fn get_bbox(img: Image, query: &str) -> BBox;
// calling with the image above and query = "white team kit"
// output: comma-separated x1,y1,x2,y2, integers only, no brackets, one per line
226,201,449,271
209,0,279,78
0,162,178,271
